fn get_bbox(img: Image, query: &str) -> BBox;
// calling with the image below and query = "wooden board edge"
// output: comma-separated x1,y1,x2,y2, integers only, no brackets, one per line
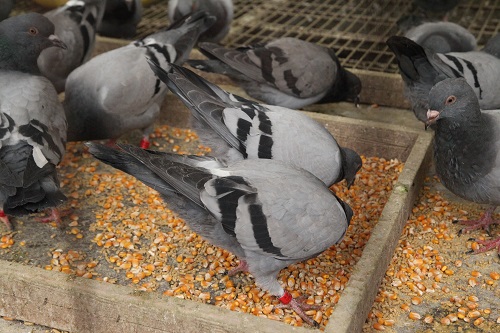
325,132,433,333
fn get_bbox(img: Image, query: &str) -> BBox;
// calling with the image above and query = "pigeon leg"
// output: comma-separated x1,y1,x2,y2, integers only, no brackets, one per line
276,291,321,327
36,208,72,228
455,207,499,235
468,237,500,257
228,259,248,276
0,210,12,231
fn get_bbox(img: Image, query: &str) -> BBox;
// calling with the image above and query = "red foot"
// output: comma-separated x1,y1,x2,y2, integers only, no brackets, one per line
139,137,150,149
0,210,12,231
276,291,321,327
469,237,500,257
36,208,72,228
455,207,499,235
228,259,248,276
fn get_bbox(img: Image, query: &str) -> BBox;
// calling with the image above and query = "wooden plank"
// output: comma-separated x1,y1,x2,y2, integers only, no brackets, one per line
0,260,310,333
326,132,433,333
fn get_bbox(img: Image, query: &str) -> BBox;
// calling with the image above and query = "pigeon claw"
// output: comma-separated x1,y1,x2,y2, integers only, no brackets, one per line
277,291,322,327
467,237,500,256
227,259,248,276
0,210,12,231
35,208,72,229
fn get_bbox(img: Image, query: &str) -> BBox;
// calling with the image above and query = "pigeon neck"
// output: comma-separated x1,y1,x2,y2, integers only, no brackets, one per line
0,38,41,74
434,112,497,189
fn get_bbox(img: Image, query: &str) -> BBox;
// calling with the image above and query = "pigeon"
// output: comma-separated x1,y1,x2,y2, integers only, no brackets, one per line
38,0,107,93
64,11,215,148
404,22,476,53
386,35,500,123
148,61,362,188
0,0,13,21
87,142,353,327
168,0,233,43
187,38,362,109
0,13,68,230
426,77,500,256
98,0,142,39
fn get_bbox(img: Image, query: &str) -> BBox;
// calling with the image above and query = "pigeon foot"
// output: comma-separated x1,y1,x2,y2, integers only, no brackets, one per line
36,208,72,228
455,207,499,236
277,291,321,327
228,259,248,276
467,237,500,258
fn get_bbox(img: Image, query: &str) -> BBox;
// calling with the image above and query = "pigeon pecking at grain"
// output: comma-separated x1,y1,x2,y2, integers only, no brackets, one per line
63,11,215,149
147,60,362,188
87,142,353,327
168,0,233,43
38,0,107,93
426,77,500,257
0,13,68,230
187,38,362,109
387,35,500,123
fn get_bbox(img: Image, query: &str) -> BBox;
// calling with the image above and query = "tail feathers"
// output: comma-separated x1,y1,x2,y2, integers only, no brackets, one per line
85,143,176,196
387,36,440,84
147,60,243,151
87,143,214,208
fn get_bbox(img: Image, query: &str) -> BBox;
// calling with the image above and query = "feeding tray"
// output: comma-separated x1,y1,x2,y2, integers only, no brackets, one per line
0,108,432,333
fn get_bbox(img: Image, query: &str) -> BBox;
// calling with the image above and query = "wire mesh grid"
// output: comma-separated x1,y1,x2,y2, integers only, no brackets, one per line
12,0,500,74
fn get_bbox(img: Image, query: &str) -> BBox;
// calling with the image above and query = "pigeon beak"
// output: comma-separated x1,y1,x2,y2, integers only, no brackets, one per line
49,34,67,50
425,109,440,130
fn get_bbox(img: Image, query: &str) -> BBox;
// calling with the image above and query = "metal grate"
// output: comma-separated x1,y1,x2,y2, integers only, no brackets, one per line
12,0,500,74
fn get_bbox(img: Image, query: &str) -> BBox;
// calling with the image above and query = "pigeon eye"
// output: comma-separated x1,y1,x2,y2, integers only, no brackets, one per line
28,27,39,35
445,95,456,105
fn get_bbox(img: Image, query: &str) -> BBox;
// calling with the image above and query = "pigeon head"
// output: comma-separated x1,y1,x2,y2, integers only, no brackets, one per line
426,78,480,128
340,147,362,188
0,13,67,73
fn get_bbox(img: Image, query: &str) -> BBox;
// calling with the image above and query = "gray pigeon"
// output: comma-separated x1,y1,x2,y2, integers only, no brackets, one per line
168,0,233,43
0,13,68,230
387,35,500,123
426,77,500,256
404,21,476,53
148,61,362,188
98,0,142,39
187,38,362,109
0,0,13,21
87,142,353,327
64,11,215,149
38,0,107,93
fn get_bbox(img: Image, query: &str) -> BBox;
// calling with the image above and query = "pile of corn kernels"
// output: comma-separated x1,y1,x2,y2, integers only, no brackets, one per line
0,124,403,329
364,175,500,332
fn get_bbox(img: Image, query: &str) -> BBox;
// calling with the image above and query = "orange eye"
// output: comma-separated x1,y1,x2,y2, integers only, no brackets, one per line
445,95,456,105
28,27,38,35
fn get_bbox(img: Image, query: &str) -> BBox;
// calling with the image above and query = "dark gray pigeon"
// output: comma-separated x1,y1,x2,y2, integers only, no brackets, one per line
148,61,362,188
0,0,13,21
426,77,500,256
404,21,476,53
98,0,142,39
64,11,215,149
0,13,68,230
87,142,353,327
38,0,107,93
187,38,362,109
168,0,233,43
387,35,500,123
